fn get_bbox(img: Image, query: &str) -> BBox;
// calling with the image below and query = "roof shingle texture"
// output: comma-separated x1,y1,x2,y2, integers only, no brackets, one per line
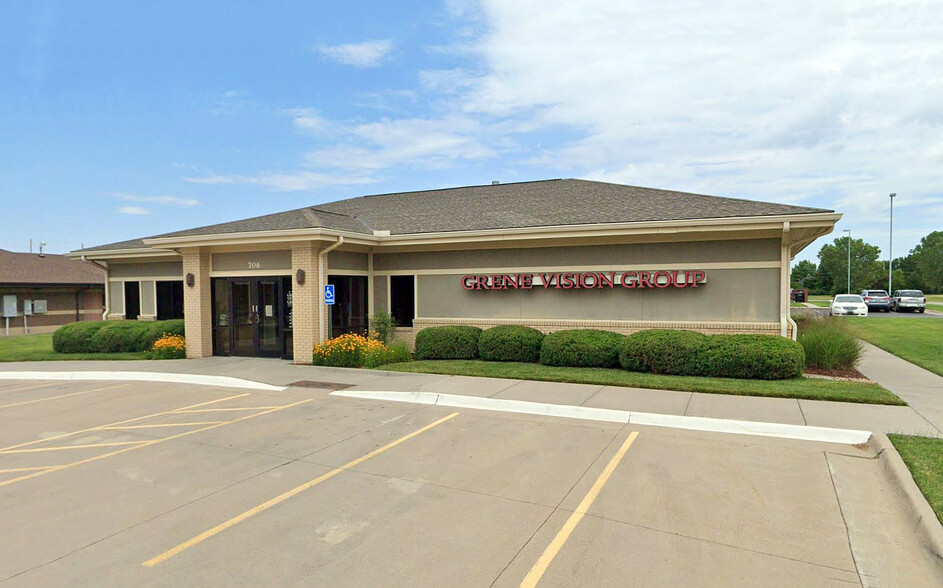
0,250,105,285
78,179,832,252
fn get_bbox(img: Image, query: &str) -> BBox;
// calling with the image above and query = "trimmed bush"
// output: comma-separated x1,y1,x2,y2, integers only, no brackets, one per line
619,329,707,374
414,326,483,360
697,334,805,380
539,329,625,368
364,342,412,368
797,318,862,370
478,325,545,363
52,321,108,353
52,320,186,354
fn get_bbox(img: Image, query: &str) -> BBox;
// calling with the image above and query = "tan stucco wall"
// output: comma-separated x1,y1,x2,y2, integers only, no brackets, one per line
109,261,183,279
212,251,291,272
417,268,779,323
140,280,156,317
328,250,369,271
373,239,779,271
108,282,125,316
373,275,388,313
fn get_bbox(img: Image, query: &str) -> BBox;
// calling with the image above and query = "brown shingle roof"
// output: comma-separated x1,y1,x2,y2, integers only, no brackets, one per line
76,179,833,252
0,249,105,286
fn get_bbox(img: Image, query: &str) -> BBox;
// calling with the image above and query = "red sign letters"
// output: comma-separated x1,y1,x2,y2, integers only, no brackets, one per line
461,271,707,291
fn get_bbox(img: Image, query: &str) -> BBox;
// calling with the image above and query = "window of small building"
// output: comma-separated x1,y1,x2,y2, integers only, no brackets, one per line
390,275,415,327
156,281,184,320
124,281,140,320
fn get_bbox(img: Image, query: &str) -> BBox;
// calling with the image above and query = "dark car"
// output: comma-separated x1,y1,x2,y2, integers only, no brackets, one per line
859,290,892,312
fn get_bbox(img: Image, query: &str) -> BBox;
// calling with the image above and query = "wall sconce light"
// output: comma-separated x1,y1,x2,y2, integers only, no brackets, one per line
185,273,195,288
296,269,306,285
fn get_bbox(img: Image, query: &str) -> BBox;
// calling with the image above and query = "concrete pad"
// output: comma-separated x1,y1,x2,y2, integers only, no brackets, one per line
799,400,942,437
406,374,520,397
493,509,861,587
582,385,691,414
491,379,603,405
344,372,450,392
685,393,805,425
558,429,858,571
307,409,621,507
827,452,943,587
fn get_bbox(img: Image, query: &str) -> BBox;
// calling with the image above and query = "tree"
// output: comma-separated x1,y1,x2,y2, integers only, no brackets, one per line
817,236,881,295
910,231,943,293
791,260,817,288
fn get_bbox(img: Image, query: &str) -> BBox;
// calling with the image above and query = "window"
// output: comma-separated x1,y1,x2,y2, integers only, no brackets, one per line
390,275,415,327
156,281,184,320
124,281,140,320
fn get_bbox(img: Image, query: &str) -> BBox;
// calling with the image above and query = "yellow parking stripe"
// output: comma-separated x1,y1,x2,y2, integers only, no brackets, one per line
0,466,55,474
0,398,312,489
101,422,224,430
170,407,280,413
0,441,149,454
0,383,130,409
520,431,640,588
143,411,461,568
0,393,250,453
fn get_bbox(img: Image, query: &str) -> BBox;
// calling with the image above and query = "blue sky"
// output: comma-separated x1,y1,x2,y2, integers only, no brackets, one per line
2,1,941,263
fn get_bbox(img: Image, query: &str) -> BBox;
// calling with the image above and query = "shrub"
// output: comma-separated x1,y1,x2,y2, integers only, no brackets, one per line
149,334,187,359
797,318,862,370
619,329,707,374
52,321,107,353
369,312,397,345
478,325,545,363
414,326,483,360
539,329,625,368
364,342,412,368
312,333,386,367
697,334,805,380
52,319,186,353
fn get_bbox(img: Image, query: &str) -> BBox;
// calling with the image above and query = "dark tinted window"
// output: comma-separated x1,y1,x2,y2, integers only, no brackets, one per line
390,275,415,327
900,290,924,296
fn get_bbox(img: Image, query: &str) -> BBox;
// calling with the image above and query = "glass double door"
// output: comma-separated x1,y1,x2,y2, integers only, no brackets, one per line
213,277,289,358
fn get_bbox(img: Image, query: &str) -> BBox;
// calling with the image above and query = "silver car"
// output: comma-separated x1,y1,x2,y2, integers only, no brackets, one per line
892,290,927,313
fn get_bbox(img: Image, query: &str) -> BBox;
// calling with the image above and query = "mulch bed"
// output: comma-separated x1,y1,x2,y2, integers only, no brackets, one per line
804,366,871,382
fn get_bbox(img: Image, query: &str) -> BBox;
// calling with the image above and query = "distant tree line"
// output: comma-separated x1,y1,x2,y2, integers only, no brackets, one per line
792,230,943,295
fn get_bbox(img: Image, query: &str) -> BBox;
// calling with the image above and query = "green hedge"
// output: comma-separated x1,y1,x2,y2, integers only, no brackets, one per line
415,326,483,360
697,334,805,380
539,329,625,368
619,329,707,375
53,320,185,353
478,325,545,362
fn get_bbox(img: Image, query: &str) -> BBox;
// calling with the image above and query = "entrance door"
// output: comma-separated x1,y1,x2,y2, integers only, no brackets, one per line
219,277,285,358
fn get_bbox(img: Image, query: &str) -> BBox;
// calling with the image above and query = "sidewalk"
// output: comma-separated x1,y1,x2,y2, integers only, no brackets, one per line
1,355,940,437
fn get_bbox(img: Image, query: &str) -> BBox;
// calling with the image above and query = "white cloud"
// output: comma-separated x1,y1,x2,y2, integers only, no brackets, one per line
110,192,200,207
284,108,329,132
317,39,393,68
117,206,149,215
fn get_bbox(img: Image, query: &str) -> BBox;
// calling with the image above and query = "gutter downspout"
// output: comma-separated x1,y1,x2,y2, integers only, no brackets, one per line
84,257,110,320
781,222,796,339
318,236,344,343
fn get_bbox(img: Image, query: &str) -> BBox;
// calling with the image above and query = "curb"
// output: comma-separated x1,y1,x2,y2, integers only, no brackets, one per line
870,433,943,562
0,371,287,392
331,390,872,445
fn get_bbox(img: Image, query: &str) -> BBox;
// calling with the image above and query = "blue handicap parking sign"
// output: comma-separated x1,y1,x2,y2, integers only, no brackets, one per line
324,284,335,305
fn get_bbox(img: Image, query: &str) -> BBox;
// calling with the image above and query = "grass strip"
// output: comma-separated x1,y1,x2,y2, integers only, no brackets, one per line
888,434,943,524
845,318,943,377
381,359,903,405
0,333,147,362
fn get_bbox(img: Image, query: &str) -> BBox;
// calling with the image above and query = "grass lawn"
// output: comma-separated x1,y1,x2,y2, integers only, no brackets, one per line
889,434,943,524
0,333,147,362
807,300,832,307
382,360,903,405
845,317,943,377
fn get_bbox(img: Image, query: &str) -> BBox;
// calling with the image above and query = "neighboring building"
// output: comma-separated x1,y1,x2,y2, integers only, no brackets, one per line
70,179,840,363
0,249,105,335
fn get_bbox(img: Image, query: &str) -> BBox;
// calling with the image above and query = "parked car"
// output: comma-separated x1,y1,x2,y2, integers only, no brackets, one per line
859,289,892,312
892,290,927,313
830,294,868,317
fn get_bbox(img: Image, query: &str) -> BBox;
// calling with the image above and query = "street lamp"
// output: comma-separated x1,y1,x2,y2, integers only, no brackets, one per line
889,193,896,294
843,229,851,294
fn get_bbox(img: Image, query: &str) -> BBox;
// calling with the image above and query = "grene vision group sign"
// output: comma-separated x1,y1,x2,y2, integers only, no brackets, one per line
461,270,707,291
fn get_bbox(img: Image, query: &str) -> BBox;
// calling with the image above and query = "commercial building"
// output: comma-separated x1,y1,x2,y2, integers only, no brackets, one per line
0,249,105,335
71,179,840,363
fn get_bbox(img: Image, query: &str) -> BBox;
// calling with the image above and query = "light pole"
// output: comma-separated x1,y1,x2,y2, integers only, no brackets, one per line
843,229,851,294
889,193,896,294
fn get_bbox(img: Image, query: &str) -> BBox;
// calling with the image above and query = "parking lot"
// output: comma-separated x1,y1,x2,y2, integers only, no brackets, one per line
1,377,941,587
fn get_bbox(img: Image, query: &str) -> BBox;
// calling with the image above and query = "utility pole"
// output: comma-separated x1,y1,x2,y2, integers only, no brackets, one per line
889,193,896,293
843,229,851,294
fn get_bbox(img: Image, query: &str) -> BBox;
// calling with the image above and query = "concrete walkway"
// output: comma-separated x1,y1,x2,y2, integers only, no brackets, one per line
856,342,943,436
1,355,940,437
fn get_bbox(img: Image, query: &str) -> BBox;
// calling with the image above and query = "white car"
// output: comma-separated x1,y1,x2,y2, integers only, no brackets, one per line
830,294,868,317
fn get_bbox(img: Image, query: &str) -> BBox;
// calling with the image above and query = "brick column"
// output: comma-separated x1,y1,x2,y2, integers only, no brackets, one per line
182,248,213,358
291,243,322,364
